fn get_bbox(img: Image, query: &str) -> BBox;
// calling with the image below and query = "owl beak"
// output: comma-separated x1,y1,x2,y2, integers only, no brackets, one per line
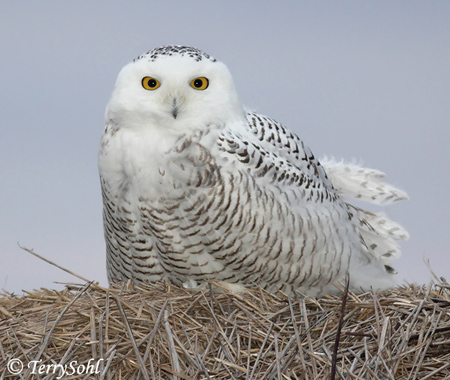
171,97,179,119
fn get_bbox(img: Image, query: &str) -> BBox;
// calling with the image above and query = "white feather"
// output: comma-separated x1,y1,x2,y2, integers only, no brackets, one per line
321,158,409,205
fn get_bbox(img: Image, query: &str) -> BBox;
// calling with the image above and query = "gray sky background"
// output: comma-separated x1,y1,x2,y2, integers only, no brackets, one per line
1,2,449,293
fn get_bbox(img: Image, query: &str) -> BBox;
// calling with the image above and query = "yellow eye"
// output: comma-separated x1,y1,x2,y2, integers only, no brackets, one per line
190,77,209,90
142,77,161,90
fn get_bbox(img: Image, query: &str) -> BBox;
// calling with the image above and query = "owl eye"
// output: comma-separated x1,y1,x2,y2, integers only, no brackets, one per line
142,77,161,90
190,77,209,90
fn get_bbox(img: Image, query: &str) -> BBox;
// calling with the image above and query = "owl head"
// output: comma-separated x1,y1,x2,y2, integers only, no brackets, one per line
106,45,245,131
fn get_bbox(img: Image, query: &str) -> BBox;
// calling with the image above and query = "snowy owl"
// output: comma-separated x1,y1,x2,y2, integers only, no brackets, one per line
99,45,408,297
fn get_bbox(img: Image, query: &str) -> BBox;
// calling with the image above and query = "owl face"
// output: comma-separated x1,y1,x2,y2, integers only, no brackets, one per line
106,46,244,132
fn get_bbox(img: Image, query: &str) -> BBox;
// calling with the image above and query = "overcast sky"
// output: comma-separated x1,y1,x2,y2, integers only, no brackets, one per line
1,2,449,293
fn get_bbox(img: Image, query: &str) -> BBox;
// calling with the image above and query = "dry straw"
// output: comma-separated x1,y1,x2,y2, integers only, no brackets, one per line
1,248,449,379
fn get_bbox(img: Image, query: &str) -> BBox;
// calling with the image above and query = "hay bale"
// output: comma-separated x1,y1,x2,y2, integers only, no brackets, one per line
1,280,450,379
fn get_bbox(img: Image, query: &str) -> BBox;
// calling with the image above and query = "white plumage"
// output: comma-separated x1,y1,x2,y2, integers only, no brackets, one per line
99,45,408,296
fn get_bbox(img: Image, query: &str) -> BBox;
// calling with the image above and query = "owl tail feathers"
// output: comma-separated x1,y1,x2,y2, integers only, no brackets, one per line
320,158,409,205
346,215,408,293
321,158,409,289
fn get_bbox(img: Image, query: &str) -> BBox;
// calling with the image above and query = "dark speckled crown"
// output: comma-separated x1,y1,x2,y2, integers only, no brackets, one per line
134,45,217,63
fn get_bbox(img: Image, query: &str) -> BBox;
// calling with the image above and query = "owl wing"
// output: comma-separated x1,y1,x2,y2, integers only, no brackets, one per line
214,112,408,290
215,112,339,206
244,112,334,192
